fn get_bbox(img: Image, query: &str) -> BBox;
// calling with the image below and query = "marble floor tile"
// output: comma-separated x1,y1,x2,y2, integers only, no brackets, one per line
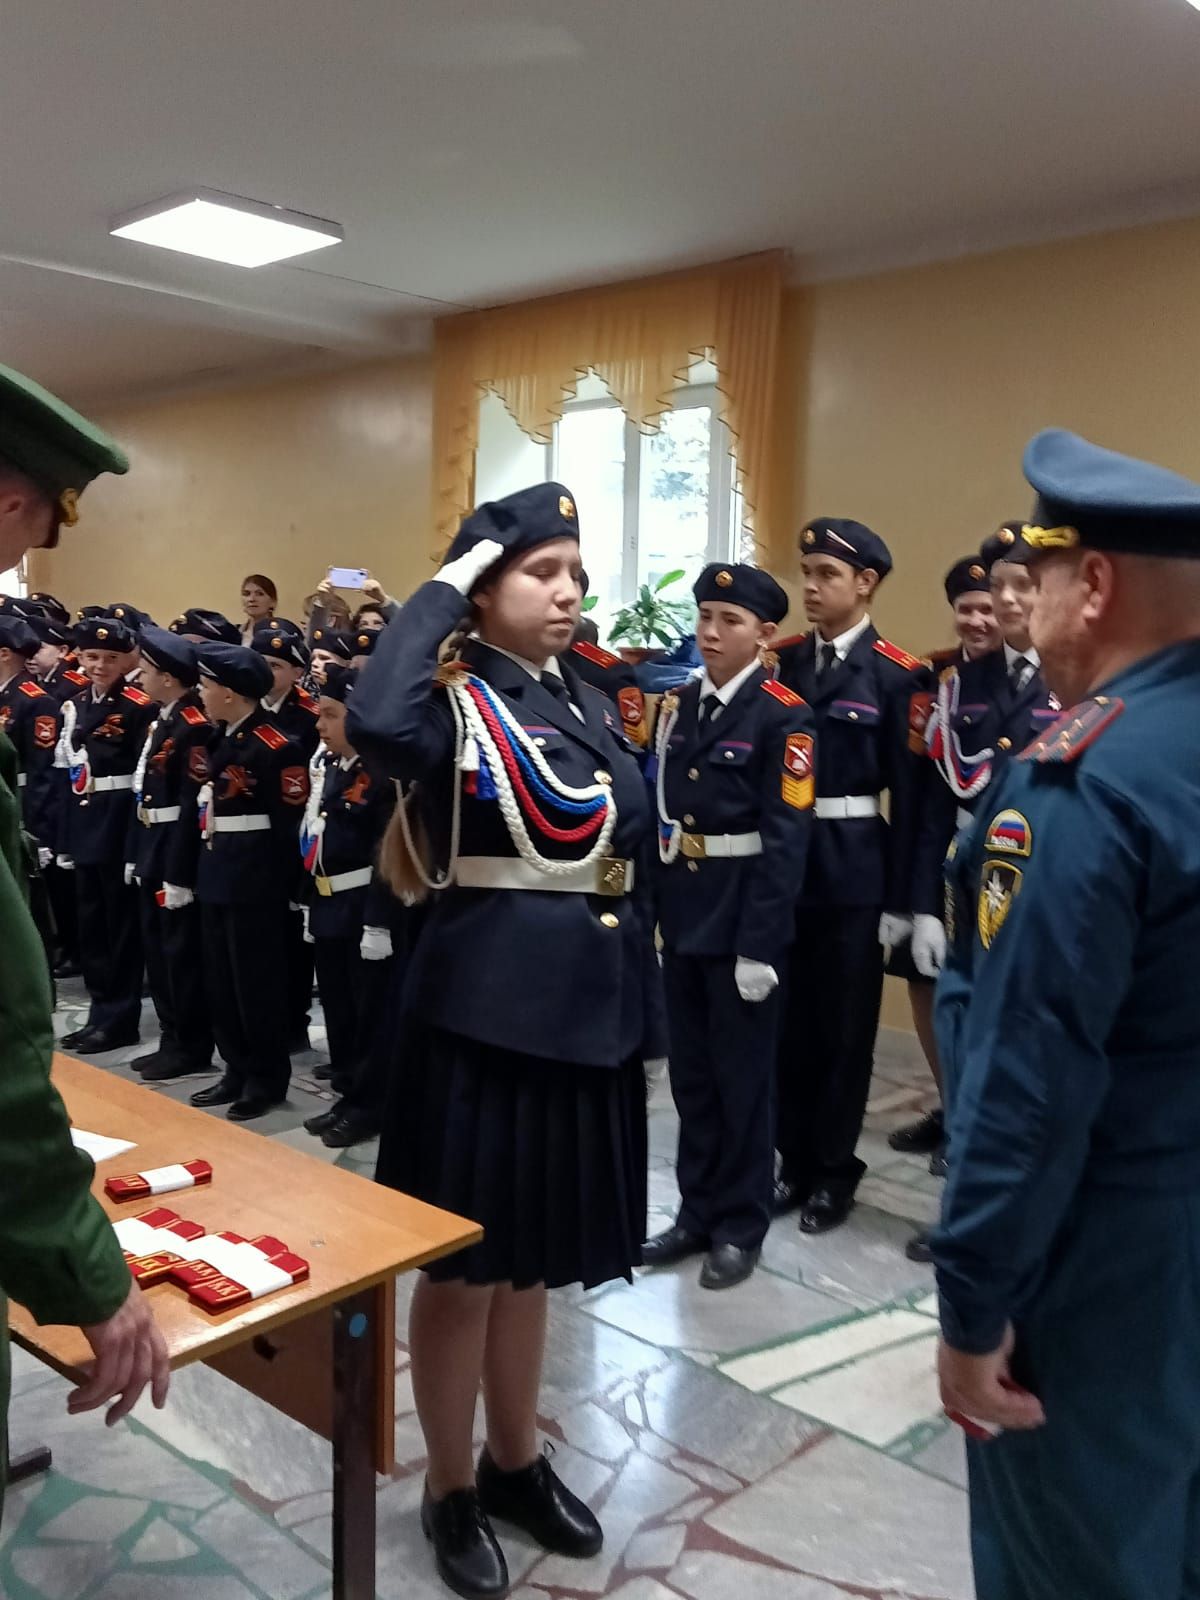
670,1549,851,1600
719,1305,932,1393
38,1494,149,1542
88,1578,258,1600
556,1398,636,1463
705,1432,974,1599
759,1207,933,1311
625,1521,687,1569
772,1328,941,1447
9,1545,124,1600
909,1421,970,1490
605,1579,681,1600
129,1516,202,1562
914,1290,940,1316
855,1176,942,1226
191,1496,331,1597
641,1361,820,1481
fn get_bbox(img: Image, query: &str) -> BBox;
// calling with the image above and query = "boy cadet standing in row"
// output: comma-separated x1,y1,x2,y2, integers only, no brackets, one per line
126,625,215,1082
643,564,815,1290
188,642,310,1121
0,614,60,854
773,519,931,1235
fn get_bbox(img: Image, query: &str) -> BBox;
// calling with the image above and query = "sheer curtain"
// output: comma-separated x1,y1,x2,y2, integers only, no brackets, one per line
432,251,784,559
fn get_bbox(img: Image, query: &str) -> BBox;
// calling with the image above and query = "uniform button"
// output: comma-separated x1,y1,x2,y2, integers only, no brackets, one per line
683,813,695,826
724,749,735,759
599,911,620,928
687,767,699,781
848,711,858,721
687,861,699,873
594,769,613,785
320,810,327,819
997,737,1012,751
534,737,546,748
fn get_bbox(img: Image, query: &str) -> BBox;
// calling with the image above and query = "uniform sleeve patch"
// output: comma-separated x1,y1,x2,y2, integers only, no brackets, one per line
254,722,288,750
874,638,921,671
908,691,933,753
280,766,309,805
978,860,1022,950
761,678,805,708
984,808,1032,858
187,746,210,785
617,684,647,743
180,704,208,727
1018,696,1126,764
34,714,57,749
122,685,152,706
571,639,619,669
781,731,814,810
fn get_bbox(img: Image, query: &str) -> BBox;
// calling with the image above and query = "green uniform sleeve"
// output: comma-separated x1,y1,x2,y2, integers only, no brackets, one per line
0,734,131,1327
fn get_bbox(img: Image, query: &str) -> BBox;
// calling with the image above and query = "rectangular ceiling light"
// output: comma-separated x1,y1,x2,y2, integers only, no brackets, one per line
111,188,343,268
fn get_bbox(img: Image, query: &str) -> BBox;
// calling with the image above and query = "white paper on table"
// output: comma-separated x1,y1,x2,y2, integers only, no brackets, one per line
71,1128,136,1162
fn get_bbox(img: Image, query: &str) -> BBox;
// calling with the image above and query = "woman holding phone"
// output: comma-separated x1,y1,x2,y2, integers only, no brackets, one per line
348,482,658,1600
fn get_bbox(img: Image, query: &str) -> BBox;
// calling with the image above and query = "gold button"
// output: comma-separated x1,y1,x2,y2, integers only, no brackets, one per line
687,861,699,874
594,769,613,786
687,767,699,781
998,737,1012,751
599,911,620,928
683,813,695,826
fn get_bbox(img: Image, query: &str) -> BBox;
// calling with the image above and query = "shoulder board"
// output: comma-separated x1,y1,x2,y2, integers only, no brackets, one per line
296,687,319,714
571,639,619,670
179,704,208,727
121,685,152,706
873,638,921,671
254,722,288,749
64,668,88,685
775,633,808,650
1018,696,1125,765
761,678,806,708
19,680,47,699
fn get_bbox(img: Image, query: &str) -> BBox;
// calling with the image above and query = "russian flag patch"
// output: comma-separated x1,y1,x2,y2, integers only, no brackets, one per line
985,808,1032,859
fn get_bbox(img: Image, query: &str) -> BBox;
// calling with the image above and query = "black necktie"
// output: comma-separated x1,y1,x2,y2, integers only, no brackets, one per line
540,670,568,701
1011,655,1033,691
818,642,838,675
698,696,721,725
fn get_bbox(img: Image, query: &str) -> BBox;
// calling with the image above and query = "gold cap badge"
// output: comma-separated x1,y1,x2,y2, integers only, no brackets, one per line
999,527,1016,546
715,570,733,588
969,563,986,580
358,634,369,647
802,528,816,547
559,495,576,520
272,636,283,649
97,626,108,640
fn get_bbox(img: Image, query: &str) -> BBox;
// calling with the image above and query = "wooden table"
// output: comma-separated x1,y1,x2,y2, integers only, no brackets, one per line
9,1055,480,1599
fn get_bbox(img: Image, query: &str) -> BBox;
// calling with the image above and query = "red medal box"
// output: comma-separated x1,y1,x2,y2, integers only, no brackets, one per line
106,1160,213,1202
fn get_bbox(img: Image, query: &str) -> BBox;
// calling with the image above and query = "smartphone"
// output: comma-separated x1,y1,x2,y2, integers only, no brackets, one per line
327,566,368,590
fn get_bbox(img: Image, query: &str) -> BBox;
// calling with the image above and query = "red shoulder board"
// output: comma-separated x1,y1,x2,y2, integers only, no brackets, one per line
296,688,319,714
873,638,921,671
761,678,806,708
64,669,88,685
571,640,619,670
19,680,47,699
254,722,288,750
924,646,960,669
775,633,808,650
1018,696,1125,765
122,685,152,706
179,704,208,727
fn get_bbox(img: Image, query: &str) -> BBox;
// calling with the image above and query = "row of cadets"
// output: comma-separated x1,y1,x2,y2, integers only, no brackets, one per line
57,614,156,1054
299,664,398,1149
772,518,933,1235
0,609,63,969
186,642,311,1121
169,607,242,645
643,563,815,1290
565,575,652,748
125,625,215,1081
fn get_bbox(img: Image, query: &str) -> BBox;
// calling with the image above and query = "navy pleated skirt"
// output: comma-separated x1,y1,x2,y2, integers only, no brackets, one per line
375,1020,648,1290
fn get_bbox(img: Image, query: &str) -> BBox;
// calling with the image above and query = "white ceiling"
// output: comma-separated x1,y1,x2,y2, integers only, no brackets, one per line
6,0,1200,405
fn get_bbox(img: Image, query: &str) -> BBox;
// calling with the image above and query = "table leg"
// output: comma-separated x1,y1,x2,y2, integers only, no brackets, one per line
7,1444,52,1485
331,1288,378,1600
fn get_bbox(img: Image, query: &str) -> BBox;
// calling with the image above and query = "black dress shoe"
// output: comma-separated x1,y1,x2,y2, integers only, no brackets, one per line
928,1146,948,1179
141,1055,211,1082
227,1095,283,1122
53,958,82,980
905,1230,934,1264
772,1177,803,1217
311,1062,333,1082
129,1049,161,1075
303,1106,341,1136
699,1243,759,1291
76,1027,139,1053
799,1186,856,1235
640,1224,708,1268
420,1482,508,1599
477,1444,601,1558
60,1026,99,1051
190,1076,239,1108
321,1107,380,1148
888,1108,945,1154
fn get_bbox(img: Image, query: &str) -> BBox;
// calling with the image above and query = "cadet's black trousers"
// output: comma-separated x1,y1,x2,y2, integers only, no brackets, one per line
75,861,143,1035
312,936,391,1110
776,905,884,1196
139,885,213,1069
45,859,79,963
286,907,314,1045
663,951,778,1252
201,901,290,1102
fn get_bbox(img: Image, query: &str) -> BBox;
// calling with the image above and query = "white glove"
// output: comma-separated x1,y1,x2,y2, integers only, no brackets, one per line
912,913,948,978
56,854,75,871
162,882,194,910
360,925,393,961
436,538,506,597
878,912,914,953
37,846,53,869
301,903,314,944
734,957,779,1004
123,862,137,887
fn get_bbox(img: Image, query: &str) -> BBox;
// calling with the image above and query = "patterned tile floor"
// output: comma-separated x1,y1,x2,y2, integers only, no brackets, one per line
1,979,973,1599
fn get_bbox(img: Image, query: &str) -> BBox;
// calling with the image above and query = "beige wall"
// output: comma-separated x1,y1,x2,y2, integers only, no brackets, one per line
29,355,433,626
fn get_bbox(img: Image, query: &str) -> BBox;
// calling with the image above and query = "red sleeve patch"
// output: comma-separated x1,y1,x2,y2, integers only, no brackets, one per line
180,704,208,727
34,714,57,749
280,766,309,805
908,691,933,753
873,638,921,672
122,685,152,706
187,746,210,784
571,639,620,670
296,688,319,714
254,722,288,750
761,678,806,708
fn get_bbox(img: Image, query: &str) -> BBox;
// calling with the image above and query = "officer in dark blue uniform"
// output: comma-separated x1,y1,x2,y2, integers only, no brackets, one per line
126,626,214,1082
773,518,932,1233
642,563,814,1289
58,615,156,1052
0,615,60,850
933,430,1200,1600
187,642,310,1120
301,665,398,1148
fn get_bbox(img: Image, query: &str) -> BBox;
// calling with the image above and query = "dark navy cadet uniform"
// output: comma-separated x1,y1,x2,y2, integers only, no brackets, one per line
652,564,814,1266
0,616,60,854
774,518,931,1227
934,430,1200,1600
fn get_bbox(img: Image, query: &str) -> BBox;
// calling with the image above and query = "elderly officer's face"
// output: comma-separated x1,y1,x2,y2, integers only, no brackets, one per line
697,602,774,686
1029,551,1098,705
475,537,583,664
990,560,1035,649
801,555,875,633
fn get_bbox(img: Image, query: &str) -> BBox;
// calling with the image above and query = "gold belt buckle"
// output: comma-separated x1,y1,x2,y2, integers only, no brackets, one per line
138,803,150,826
315,875,333,897
595,858,628,896
680,832,707,859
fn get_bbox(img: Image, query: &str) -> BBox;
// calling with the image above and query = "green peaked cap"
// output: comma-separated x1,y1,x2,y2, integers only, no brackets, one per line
0,362,128,525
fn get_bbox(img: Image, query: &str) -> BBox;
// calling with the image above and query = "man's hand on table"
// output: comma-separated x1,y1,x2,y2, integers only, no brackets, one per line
70,1279,170,1426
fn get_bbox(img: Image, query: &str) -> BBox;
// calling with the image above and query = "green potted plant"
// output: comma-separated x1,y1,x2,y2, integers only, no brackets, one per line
606,570,694,665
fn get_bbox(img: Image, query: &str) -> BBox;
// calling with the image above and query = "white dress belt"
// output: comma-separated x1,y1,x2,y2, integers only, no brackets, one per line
454,855,635,896
814,795,880,820
89,775,135,794
679,830,763,860
312,866,373,894
142,805,182,825
211,814,271,833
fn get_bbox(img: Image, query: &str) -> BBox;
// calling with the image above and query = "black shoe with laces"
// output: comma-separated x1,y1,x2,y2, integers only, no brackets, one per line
420,1482,509,1599
477,1443,602,1558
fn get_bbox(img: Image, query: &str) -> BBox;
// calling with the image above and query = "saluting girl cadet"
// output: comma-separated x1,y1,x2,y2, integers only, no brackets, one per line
348,482,660,1600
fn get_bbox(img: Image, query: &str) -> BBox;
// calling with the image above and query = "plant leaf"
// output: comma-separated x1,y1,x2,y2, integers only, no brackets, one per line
654,569,686,593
